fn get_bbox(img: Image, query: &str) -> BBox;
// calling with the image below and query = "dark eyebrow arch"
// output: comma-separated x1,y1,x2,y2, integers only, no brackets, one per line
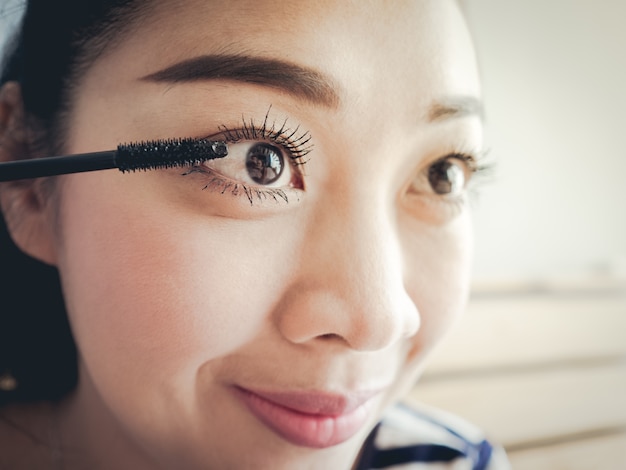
428,95,484,122
142,54,341,108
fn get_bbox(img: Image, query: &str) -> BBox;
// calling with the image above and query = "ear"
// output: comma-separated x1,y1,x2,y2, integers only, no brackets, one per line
0,82,58,266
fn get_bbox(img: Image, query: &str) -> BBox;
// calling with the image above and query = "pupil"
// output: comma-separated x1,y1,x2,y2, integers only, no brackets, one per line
428,160,464,195
245,143,284,185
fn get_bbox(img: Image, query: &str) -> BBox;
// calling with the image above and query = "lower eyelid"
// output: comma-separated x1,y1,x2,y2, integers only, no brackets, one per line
402,191,469,225
182,166,294,205
212,111,314,165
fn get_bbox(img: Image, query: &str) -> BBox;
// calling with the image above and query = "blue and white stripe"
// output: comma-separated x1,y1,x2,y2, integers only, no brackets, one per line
357,403,511,469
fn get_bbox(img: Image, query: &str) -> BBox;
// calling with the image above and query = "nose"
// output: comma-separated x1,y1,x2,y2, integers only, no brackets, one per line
275,198,420,352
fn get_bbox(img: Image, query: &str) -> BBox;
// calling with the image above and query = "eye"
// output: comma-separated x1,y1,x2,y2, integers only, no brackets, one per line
180,111,313,205
198,140,302,190
428,158,468,195
411,154,475,197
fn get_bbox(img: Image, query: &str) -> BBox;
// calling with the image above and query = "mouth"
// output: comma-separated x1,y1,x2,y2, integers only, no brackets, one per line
231,386,381,448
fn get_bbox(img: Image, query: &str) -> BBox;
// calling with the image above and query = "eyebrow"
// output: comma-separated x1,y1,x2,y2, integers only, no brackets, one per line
428,95,484,122
142,54,341,108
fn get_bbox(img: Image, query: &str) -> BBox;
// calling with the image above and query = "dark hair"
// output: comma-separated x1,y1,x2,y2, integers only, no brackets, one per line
0,0,150,405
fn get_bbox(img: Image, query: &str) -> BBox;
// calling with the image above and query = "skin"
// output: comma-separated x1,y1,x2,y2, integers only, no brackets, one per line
0,0,482,468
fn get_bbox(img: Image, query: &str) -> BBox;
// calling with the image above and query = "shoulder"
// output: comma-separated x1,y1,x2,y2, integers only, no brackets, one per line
357,402,511,470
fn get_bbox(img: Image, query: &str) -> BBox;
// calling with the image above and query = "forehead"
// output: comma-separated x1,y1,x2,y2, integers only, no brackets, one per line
70,0,481,151
104,0,479,103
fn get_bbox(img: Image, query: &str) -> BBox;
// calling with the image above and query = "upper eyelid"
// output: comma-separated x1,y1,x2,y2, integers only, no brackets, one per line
214,124,313,158
430,146,488,170
440,153,478,172
202,110,314,163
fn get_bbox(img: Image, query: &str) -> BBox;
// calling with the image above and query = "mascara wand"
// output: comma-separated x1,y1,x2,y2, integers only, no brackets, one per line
0,138,228,182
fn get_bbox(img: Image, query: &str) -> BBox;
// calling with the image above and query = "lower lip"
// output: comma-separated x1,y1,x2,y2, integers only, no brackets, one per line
232,387,376,448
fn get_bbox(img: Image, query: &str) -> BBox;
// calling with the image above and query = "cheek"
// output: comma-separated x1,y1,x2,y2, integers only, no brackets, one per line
370,212,473,412
55,175,293,390
403,213,473,361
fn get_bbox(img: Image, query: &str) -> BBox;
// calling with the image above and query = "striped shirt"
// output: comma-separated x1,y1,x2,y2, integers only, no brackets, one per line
356,403,511,469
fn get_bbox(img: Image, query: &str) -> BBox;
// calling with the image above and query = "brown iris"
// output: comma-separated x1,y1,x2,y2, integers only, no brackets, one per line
428,158,466,195
245,143,284,185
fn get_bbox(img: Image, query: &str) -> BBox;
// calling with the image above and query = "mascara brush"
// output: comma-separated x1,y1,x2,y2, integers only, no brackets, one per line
0,138,228,182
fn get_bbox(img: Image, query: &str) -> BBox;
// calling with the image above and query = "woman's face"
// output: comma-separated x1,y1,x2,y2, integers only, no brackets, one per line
50,0,482,468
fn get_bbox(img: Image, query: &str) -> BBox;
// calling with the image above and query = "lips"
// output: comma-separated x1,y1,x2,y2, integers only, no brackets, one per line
232,386,380,448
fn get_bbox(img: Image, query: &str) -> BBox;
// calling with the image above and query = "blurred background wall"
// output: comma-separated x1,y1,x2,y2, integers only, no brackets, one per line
409,3,626,469
463,0,626,286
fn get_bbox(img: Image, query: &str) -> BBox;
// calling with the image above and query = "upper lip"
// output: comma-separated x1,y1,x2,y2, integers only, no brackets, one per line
234,386,383,416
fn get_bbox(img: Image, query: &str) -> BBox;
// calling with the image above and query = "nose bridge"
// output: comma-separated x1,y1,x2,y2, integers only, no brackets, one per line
326,206,399,303
277,191,420,351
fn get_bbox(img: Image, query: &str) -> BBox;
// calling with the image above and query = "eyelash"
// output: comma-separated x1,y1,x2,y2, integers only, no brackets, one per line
464,148,494,190
219,110,313,165
184,110,313,205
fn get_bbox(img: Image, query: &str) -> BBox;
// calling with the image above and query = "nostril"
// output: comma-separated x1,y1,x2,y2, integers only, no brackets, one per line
318,333,342,341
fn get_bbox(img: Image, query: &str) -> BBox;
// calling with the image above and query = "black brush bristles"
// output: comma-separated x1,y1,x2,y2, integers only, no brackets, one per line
0,138,228,182
117,138,228,172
